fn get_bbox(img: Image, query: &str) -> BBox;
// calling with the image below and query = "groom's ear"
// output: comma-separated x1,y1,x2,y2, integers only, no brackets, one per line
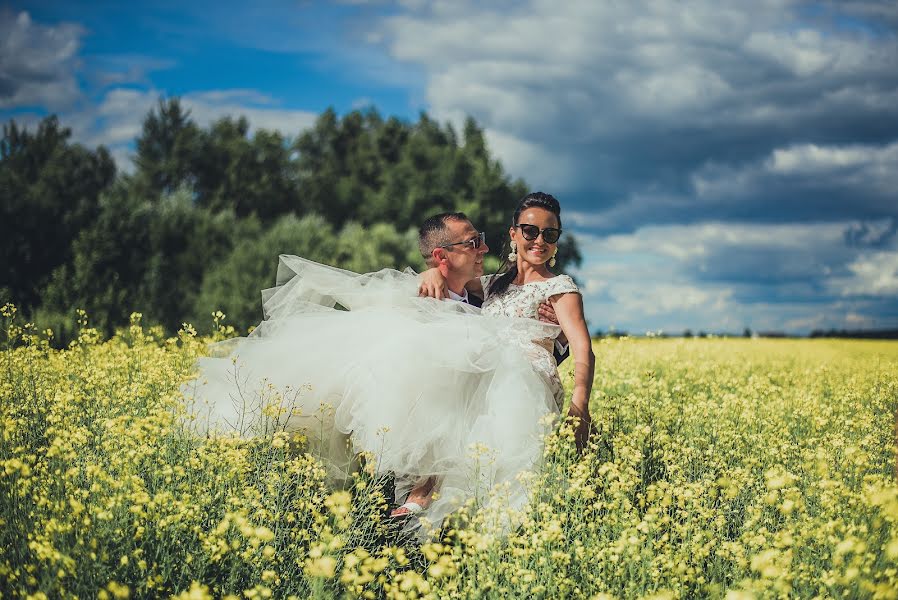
431,248,446,265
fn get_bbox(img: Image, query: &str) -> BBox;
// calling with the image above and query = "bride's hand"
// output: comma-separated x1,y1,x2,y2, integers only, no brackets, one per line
567,403,592,452
418,268,449,299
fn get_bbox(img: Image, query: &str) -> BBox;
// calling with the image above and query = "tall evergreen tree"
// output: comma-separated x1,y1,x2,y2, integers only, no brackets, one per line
0,117,115,312
193,117,299,220
134,98,201,198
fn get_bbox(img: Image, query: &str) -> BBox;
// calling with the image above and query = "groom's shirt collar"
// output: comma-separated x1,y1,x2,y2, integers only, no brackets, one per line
447,288,470,303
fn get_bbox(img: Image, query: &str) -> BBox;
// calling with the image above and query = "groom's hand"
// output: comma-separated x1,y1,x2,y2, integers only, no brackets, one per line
537,301,559,325
538,302,568,344
537,300,567,346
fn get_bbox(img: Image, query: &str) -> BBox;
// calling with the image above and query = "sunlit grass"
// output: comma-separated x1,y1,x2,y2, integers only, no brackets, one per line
2,304,897,599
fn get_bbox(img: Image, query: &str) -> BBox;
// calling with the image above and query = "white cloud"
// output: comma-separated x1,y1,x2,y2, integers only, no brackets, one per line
74,88,156,146
63,88,319,171
587,221,849,260
782,313,829,331
767,142,898,175
483,128,575,190
845,311,874,326
570,219,897,333
375,0,898,230
183,90,318,134
836,251,898,296
784,309,880,332
351,96,375,109
615,64,732,114
685,141,898,218
608,282,733,317
741,28,876,78
0,10,84,110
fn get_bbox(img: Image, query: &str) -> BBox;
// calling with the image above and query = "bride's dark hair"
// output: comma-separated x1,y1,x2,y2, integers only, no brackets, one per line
488,192,562,298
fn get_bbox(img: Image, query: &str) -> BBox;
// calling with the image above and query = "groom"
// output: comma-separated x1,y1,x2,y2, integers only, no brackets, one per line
389,212,568,518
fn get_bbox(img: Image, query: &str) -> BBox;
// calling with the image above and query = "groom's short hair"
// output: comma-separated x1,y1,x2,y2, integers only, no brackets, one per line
419,212,470,267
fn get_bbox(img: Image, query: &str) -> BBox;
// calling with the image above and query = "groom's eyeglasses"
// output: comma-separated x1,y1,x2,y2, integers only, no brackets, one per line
516,224,562,244
440,231,486,251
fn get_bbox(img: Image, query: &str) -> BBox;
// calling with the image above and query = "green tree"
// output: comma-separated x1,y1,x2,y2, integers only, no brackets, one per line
37,185,248,340
334,222,423,275
11,101,583,339
288,109,583,273
193,215,422,333
193,214,339,331
36,183,154,339
133,98,201,198
193,117,299,220
293,108,381,226
134,100,301,221
0,116,116,312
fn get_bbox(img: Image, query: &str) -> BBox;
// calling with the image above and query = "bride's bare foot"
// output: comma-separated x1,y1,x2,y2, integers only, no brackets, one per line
390,501,423,517
390,477,435,517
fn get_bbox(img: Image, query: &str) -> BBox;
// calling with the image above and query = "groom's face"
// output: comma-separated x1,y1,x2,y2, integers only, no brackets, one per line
443,218,489,281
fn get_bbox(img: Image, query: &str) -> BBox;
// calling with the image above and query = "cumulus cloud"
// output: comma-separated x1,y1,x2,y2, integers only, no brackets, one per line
377,0,898,230
834,251,898,296
609,282,733,318
571,220,898,333
564,138,898,234
0,10,83,110
63,88,319,171
182,90,319,134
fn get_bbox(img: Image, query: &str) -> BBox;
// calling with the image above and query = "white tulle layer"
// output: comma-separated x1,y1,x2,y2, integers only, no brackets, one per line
185,256,562,533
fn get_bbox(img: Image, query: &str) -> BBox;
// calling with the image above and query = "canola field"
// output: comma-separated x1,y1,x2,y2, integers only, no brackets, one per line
2,305,898,599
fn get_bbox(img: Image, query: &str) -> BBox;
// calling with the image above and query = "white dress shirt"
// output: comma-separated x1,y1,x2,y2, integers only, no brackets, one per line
447,288,470,303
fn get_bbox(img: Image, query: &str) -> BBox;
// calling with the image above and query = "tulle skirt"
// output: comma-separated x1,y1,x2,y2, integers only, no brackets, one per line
184,256,562,534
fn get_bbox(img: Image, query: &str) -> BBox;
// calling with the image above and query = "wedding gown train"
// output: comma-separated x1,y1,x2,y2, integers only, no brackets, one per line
185,255,572,535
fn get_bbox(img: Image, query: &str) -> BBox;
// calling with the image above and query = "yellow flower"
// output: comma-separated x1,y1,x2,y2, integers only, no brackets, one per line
305,555,337,579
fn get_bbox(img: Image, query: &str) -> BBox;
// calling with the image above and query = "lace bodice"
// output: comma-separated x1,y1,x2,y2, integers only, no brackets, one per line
480,274,581,408
480,274,579,319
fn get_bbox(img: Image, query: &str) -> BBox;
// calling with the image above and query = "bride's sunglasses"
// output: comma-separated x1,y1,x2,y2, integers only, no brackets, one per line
515,224,562,244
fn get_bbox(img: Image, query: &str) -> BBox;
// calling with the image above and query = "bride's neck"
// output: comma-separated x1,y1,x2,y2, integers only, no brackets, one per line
514,260,551,284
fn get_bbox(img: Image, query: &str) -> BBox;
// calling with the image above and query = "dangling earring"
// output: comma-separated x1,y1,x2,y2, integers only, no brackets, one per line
549,249,557,268
507,241,517,262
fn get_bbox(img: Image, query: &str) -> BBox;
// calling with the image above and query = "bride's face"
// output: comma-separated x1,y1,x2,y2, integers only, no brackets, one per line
510,207,559,267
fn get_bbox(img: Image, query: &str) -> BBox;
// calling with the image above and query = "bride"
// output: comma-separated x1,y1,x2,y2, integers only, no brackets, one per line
186,191,594,536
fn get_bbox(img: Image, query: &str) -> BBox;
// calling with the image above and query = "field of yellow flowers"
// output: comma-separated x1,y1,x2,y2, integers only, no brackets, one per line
2,304,897,599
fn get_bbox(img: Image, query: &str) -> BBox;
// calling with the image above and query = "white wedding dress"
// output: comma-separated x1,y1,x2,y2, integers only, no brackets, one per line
185,256,580,535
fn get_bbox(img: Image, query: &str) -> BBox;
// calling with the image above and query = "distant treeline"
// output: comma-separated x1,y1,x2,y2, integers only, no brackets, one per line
1,100,581,342
592,329,898,339
808,329,898,340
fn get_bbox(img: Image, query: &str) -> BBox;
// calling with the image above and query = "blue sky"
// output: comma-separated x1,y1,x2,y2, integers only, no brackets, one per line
3,0,897,335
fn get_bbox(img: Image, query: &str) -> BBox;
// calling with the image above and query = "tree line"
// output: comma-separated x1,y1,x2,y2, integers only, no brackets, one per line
1,100,581,342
